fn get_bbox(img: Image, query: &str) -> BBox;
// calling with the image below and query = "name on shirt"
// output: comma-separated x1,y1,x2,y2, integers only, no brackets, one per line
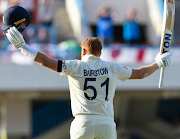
84,68,108,76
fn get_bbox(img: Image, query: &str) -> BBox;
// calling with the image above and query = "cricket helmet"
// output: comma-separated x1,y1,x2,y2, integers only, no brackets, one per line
1,6,31,33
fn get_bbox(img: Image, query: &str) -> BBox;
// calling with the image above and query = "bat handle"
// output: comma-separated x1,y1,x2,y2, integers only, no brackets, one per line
159,67,165,88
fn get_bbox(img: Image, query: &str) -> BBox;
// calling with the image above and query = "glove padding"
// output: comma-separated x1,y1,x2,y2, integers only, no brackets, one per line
155,51,174,68
6,26,26,49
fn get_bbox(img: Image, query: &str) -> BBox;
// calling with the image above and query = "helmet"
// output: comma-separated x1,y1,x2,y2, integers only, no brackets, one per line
1,6,31,33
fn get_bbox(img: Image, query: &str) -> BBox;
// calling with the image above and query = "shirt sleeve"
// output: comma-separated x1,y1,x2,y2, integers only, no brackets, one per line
60,60,78,76
115,63,132,82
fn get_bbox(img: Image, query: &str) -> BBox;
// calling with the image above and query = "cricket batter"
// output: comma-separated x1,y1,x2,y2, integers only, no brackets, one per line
2,6,173,139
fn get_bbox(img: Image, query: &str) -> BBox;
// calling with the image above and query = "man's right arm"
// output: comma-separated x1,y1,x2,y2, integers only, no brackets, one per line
34,52,59,72
6,26,60,72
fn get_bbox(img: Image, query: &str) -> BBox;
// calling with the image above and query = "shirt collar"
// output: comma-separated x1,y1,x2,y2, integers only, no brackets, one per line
82,54,101,61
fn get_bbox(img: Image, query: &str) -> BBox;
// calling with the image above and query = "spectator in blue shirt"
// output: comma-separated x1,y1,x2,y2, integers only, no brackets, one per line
95,4,118,45
123,8,142,45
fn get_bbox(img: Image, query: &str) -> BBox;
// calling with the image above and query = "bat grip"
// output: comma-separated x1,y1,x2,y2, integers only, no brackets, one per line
159,67,165,88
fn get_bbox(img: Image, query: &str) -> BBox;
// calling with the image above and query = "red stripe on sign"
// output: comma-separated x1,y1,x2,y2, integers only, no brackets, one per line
137,49,145,62
111,49,121,58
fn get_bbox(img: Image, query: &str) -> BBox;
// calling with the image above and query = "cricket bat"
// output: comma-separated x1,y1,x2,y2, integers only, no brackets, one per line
159,0,175,88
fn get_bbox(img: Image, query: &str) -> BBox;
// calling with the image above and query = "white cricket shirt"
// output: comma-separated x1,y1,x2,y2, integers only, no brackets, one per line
60,55,132,118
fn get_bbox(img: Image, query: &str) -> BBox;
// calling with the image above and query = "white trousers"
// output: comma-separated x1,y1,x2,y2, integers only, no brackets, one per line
70,115,117,139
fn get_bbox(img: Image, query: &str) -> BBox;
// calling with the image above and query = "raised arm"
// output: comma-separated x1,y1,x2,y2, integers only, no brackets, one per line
34,52,58,72
6,27,60,72
129,63,159,79
129,52,173,79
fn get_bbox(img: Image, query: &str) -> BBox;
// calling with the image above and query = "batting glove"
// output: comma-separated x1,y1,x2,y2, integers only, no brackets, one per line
155,51,174,68
6,26,26,49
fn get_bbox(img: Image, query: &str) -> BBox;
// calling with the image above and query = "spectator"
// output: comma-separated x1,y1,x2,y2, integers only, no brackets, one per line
95,4,118,45
123,7,142,45
23,26,37,44
38,26,50,43
37,0,54,25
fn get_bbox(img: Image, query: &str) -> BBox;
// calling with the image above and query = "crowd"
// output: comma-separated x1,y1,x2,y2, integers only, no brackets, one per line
0,1,146,64
0,0,55,42
0,0,54,25
0,0,58,63
95,4,143,46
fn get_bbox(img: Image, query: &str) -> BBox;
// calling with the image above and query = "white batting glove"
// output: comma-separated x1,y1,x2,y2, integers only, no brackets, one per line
155,51,174,68
6,26,26,49
6,26,38,61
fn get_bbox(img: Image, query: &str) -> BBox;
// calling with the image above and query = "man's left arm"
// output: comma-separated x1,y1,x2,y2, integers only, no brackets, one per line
129,63,159,79
129,52,173,79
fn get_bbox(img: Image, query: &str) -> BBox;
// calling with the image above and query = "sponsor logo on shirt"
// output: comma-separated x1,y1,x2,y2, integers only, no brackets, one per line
62,61,67,72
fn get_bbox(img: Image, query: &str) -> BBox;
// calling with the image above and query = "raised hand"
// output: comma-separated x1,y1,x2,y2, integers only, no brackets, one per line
155,51,174,68
6,26,26,49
